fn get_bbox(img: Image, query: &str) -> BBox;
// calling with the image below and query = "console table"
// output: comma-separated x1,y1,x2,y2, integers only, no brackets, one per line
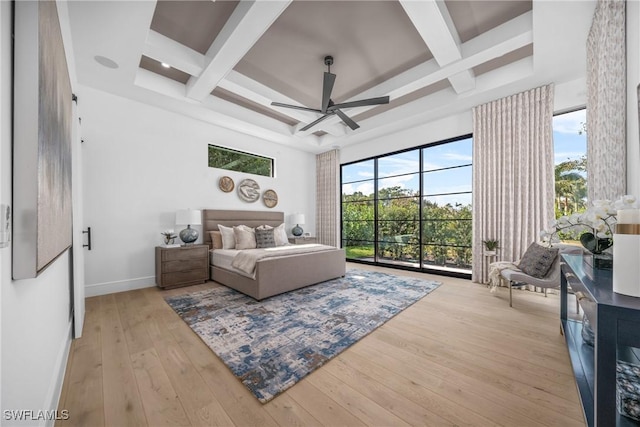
561,254,640,426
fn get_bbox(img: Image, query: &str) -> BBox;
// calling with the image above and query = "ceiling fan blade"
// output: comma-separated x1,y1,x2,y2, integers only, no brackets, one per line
322,72,336,113
271,101,322,113
328,96,390,110
299,113,332,132
335,109,360,131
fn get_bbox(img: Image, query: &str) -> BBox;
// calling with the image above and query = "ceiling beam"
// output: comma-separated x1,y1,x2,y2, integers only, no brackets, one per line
295,10,532,135
399,0,474,94
143,30,205,76
185,0,291,101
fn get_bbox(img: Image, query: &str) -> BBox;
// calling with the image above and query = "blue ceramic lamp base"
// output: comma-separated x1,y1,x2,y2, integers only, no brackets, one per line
292,224,303,237
180,225,198,245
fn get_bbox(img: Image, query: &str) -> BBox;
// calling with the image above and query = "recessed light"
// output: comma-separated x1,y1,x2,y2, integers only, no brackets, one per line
94,55,119,69
161,62,171,68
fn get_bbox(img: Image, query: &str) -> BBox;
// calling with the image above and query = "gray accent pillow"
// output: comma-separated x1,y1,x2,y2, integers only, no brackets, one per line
517,243,559,278
255,228,276,248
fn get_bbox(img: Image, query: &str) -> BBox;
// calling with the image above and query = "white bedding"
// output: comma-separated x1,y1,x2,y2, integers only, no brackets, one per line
210,244,336,278
210,249,255,278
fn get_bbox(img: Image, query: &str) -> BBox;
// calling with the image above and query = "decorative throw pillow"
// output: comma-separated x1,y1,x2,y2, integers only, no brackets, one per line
209,231,223,250
273,223,289,246
517,243,559,278
255,228,276,248
218,224,235,249
234,225,257,250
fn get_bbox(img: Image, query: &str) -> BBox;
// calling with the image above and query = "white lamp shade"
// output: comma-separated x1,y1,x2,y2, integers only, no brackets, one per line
176,209,201,226
291,213,305,225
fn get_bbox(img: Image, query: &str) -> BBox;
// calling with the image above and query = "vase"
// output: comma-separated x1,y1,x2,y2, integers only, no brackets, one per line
579,232,613,254
581,313,595,346
164,236,175,245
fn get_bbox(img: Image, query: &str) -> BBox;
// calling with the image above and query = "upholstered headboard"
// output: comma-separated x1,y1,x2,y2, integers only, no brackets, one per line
202,209,285,248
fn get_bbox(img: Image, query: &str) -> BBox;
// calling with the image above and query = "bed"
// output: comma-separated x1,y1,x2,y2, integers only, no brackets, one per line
203,209,346,300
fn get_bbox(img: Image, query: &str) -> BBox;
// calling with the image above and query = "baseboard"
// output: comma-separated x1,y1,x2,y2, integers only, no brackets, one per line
85,276,156,297
43,319,73,427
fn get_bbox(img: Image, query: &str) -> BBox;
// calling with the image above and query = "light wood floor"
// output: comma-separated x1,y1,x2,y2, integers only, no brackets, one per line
57,263,585,426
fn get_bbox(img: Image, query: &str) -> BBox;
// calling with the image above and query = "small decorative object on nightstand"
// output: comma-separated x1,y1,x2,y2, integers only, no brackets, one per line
290,213,305,236
176,209,201,245
160,229,177,245
289,236,317,245
155,244,208,289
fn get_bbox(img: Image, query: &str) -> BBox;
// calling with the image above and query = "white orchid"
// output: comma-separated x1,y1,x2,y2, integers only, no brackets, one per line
540,195,639,252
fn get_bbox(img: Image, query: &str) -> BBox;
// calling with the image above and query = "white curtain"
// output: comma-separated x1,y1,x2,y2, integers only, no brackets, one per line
587,0,626,201
472,85,555,283
316,149,339,246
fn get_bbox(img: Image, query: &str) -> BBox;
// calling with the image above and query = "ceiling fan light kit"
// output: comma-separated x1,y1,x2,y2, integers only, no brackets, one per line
271,56,390,132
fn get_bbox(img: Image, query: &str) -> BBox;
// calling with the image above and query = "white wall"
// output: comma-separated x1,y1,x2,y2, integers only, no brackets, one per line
79,86,317,296
340,78,588,165
627,0,640,196
1,2,74,425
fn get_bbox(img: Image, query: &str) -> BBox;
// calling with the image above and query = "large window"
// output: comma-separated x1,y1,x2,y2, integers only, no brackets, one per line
342,135,472,276
553,109,587,216
208,145,274,177
553,108,587,240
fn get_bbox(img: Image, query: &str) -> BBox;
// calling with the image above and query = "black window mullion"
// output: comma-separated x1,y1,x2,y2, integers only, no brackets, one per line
419,148,424,269
373,158,379,263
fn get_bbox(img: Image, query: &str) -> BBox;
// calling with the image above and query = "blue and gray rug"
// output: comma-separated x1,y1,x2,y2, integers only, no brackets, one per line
164,269,441,403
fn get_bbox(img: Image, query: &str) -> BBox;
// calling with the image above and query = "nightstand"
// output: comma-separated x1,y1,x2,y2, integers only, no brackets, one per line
155,244,209,289
288,236,318,244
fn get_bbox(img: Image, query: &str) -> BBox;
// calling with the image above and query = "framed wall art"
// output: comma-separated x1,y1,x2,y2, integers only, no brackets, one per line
13,1,73,279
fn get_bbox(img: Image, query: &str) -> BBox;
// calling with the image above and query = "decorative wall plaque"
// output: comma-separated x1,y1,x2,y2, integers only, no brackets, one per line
237,178,260,202
219,176,234,193
263,189,278,208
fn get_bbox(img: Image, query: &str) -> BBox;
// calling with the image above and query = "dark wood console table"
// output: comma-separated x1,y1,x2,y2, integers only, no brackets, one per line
561,253,640,426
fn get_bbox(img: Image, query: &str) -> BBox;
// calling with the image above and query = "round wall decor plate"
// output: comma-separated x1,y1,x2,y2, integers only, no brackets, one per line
263,189,278,208
219,176,234,193
237,178,260,202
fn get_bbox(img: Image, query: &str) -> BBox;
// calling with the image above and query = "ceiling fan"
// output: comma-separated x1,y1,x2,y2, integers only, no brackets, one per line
271,56,390,132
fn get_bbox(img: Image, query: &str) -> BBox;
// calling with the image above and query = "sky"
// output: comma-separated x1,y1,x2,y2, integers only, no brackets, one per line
342,108,587,207
553,108,587,165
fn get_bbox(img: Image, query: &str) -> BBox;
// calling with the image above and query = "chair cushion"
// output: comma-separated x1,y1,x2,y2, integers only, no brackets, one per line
517,243,559,279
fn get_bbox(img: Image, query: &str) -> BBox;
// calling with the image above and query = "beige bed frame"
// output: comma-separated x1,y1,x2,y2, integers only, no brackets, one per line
203,209,346,300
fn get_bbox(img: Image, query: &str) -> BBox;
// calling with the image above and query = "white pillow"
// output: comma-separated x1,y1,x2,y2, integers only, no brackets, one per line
234,225,257,250
218,224,236,249
273,223,289,246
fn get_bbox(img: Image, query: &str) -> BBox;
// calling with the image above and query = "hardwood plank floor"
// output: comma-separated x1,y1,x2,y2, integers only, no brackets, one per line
57,263,585,426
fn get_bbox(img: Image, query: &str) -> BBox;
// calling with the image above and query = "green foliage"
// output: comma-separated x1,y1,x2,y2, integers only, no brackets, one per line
555,156,587,218
342,185,472,268
482,239,499,250
208,145,273,177
344,246,374,259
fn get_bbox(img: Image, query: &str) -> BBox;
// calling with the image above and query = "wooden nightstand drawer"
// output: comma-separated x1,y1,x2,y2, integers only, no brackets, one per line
288,237,318,244
156,244,209,289
162,258,207,273
162,246,208,261
161,269,208,288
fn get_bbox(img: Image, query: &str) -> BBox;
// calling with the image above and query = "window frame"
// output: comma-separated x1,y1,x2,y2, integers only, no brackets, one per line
341,134,473,279
208,144,275,178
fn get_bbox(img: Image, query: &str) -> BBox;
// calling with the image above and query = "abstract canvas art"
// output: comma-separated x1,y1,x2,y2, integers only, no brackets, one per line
13,1,72,279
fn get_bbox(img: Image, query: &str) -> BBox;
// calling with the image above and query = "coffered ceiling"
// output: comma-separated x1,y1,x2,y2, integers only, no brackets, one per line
63,0,596,153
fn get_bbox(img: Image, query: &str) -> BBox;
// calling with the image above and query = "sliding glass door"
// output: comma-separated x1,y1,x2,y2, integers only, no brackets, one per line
341,135,472,276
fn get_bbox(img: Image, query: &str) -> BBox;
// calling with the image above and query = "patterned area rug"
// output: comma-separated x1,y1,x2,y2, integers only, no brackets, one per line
164,269,441,403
